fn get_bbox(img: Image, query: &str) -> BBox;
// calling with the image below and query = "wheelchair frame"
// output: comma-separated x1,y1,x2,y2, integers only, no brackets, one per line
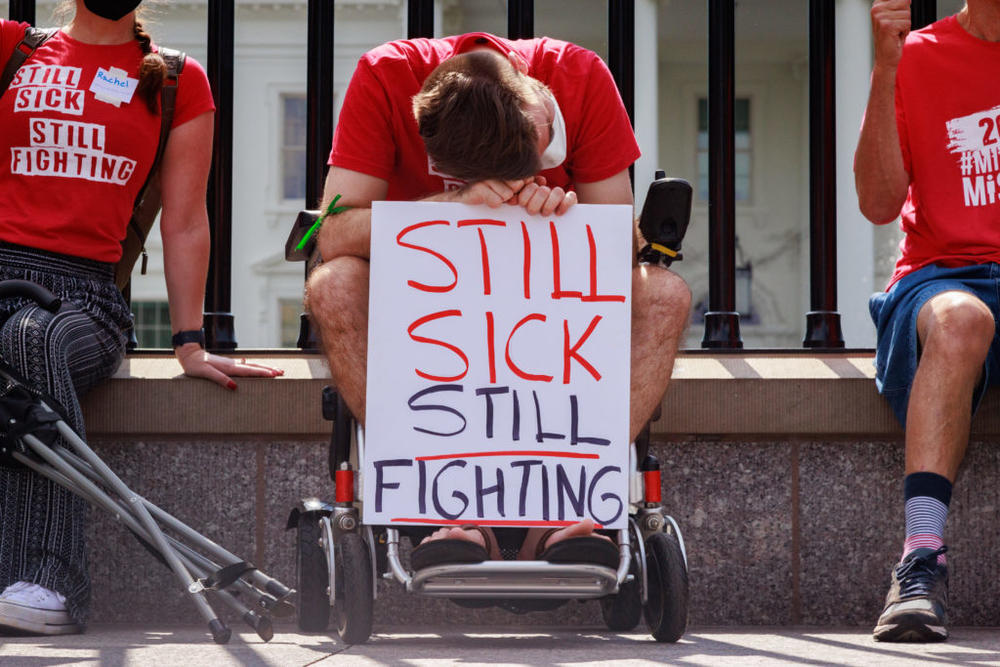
288,392,689,644
286,174,693,645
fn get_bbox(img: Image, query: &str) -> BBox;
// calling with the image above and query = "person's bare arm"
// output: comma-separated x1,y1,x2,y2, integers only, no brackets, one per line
160,112,281,387
855,0,913,224
575,169,634,205
314,167,388,261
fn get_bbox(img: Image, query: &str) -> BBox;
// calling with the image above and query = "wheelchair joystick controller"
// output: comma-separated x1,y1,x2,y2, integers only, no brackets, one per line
637,171,692,268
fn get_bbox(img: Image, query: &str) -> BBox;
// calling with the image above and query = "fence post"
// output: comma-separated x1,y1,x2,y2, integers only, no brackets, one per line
911,0,937,30
408,0,434,39
803,0,844,348
9,0,34,24
702,0,742,348
297,0,336,350
204,0,237,350
608,0,635,126
508,0,534,40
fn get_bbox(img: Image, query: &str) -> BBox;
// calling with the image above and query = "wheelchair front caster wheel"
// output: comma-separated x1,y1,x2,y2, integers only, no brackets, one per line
643,528,689,642
335,532,373,644
295,511,331,632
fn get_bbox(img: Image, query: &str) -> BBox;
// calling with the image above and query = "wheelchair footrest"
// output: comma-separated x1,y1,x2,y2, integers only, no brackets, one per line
407,560,618,599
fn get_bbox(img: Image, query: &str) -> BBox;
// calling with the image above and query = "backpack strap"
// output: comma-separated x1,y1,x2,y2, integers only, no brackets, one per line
116,48,185,287
0,27,58,99
150,48,185,179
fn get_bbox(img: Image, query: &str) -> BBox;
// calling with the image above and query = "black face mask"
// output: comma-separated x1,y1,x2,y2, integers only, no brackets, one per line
82,0,142,21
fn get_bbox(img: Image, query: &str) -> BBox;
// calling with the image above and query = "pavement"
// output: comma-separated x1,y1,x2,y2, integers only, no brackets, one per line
2,625,1000,666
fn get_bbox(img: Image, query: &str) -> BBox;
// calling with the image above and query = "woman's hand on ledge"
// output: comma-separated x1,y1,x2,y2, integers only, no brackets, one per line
174,344,284,390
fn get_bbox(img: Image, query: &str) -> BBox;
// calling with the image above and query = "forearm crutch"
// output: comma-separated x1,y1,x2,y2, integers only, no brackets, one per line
0,280,294,644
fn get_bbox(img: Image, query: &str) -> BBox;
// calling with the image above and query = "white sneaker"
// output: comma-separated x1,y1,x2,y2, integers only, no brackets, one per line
0,582,80,635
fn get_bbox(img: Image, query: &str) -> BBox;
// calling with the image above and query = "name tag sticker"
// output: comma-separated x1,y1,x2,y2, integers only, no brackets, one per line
89,67,138,107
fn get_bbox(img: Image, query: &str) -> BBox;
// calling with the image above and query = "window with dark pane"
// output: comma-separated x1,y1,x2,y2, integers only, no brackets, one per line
279,298,302,348
132,300,171,348
697,97,751,202
282,94,307,201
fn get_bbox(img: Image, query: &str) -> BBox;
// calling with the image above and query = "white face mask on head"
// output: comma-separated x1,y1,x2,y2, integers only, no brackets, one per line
537,91,566,170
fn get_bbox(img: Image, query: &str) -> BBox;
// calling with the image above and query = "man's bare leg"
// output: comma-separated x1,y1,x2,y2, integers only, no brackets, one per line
873,290,994,642
304,256,371,422
907,291,994,480
629,264,691,441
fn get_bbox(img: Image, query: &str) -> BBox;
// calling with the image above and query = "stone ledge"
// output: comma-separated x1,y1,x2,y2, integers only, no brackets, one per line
79,350,1000,438
72,352,1000,627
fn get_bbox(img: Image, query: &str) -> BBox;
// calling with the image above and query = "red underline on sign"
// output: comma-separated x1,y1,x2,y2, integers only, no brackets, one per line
414,450,600,461
391,518,604,529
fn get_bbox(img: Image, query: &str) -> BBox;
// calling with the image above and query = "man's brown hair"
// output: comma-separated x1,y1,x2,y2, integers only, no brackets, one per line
412,50,541,182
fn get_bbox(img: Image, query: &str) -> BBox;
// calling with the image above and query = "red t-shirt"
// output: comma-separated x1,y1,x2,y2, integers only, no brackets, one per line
889,15,1000,287
329,32,640,200
0,21,215,262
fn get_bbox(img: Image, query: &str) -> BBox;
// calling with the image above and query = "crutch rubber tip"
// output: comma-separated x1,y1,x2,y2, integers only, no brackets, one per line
244,611,274,642
209,619,231,644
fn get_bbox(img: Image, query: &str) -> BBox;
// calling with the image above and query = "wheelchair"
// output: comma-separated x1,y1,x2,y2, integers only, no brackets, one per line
285,174,692,645
0,280,294,644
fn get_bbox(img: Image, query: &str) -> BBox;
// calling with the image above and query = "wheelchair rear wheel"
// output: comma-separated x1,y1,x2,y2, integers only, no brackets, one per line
334,532,374,644
643,527,688,642
295,512,331,632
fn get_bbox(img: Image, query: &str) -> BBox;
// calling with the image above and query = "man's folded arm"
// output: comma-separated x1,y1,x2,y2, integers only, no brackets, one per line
316,167,388,261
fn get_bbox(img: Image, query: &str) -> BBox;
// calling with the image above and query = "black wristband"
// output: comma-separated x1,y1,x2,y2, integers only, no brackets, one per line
171,329,206,348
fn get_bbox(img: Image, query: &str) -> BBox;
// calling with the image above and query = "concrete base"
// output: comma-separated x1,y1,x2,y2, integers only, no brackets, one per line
64,353,1000,629
83,436,1000,629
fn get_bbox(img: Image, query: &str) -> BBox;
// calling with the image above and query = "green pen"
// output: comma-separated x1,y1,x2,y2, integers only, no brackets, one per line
297,194,351,250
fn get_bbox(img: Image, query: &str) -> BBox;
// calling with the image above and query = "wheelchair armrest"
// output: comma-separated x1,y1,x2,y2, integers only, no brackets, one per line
285,210,322,262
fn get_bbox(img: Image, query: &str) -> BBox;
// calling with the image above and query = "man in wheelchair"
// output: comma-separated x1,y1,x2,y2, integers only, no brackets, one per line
305,32,690,568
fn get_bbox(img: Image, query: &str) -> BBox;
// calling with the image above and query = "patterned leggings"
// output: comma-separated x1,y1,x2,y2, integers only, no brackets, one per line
0,244,131,626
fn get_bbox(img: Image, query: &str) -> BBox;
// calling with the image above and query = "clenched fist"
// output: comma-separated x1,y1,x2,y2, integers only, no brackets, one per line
871,0,911,69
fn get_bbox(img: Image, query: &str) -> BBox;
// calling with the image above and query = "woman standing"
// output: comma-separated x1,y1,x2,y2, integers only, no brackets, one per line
0,1,280,634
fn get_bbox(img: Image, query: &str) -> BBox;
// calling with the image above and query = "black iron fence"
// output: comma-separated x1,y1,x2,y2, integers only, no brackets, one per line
6,0,940,351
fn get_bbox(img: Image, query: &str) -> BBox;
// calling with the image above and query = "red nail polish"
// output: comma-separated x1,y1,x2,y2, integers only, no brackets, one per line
227,380,237,391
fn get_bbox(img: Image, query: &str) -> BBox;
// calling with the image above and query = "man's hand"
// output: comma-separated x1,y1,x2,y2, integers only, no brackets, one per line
175,344,283,390
449,176,577,216
872,0,911,70
514,175,577,216
449,179,528,208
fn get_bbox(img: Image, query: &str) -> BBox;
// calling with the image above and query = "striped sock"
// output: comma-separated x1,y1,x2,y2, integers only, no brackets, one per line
902,472,951,565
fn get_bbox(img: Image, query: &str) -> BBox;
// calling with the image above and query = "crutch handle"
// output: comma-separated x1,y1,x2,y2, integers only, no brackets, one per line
0,280,61,312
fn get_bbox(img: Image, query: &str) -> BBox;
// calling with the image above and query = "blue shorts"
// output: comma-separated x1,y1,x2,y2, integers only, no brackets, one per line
869,262,1000,427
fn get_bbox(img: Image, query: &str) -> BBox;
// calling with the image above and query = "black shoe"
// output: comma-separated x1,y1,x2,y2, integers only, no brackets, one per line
873,546,948,642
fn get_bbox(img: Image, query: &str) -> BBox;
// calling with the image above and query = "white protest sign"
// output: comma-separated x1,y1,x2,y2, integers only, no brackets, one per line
364,201,632,530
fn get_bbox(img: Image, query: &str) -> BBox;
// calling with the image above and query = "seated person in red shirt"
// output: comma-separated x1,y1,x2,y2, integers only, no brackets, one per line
858,0,1000,643
306,32,690,566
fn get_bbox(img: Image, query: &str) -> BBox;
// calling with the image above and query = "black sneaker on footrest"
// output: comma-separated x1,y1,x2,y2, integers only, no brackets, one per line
873,546,949,642
637,172,692,268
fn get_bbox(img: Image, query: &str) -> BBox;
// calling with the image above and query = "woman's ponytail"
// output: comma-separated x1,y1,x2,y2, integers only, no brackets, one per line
133,19,166,114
